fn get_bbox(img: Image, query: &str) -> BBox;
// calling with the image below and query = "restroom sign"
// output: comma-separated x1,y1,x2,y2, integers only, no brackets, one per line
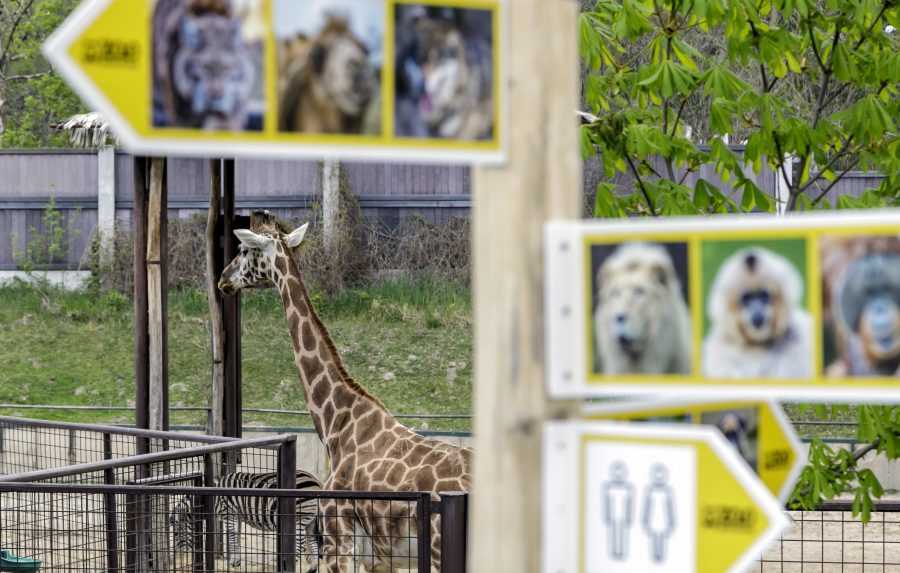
542,422,788,573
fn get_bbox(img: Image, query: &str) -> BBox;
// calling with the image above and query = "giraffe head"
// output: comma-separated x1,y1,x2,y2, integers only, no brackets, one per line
218,221,309,295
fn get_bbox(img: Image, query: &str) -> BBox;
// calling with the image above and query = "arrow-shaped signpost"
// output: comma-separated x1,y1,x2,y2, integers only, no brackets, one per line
544,421,789,573
584,399,805,503
43,0,505,163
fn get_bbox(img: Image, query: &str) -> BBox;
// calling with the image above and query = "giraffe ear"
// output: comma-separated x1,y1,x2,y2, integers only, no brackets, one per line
234,229,272,250
285,223,309,248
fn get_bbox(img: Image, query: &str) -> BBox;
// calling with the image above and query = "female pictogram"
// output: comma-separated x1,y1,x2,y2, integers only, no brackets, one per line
641,464,676,563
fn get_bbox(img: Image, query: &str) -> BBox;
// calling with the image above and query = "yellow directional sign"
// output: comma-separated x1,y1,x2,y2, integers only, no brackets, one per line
584,399,805,502
44,0,505,162
543,421,788,573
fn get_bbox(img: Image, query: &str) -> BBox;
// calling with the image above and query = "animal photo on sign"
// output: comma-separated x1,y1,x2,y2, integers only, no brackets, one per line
152,0,265,131
275,0,383,135
590,242,692,376
701,240,812,380
700,408,759,472
821,235,900,378
394,4,494,141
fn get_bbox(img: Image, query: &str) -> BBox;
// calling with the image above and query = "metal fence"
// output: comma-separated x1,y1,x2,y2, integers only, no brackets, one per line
0,416,467,572
751,501,900,572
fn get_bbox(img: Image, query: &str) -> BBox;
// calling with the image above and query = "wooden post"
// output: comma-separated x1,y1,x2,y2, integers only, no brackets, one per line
469,1,581,572
321,160,341,257
146,158,169,433
133,156,149,446
207,160,225,442
222,159,242,439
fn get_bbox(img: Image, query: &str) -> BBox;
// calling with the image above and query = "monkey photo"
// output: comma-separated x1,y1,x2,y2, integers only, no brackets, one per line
394,5,494,141
702,244,813,379
822,235,900,378
274,0,382,135
591,242,692,376
701,409,759,471
152,0,265,131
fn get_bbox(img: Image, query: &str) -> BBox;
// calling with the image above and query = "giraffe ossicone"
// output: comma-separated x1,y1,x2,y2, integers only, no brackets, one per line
219,212,470,573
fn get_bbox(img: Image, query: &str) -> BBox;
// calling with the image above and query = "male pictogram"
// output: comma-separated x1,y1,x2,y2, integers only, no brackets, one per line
602,461,634,560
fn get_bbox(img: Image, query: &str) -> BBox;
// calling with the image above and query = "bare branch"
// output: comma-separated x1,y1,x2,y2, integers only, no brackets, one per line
625,154,658,216
811,157,861,206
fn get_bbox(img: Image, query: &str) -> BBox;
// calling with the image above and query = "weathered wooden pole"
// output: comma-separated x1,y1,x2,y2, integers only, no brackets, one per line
133,156,149,448
222,158,242,439
207,159,225,441
469,0,581,571
146,157,169,433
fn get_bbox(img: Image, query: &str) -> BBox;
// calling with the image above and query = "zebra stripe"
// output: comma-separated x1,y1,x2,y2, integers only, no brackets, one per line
169,469,322,567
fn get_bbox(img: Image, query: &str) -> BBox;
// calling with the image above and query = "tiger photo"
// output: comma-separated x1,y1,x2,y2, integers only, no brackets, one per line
152,0,265,131
394,5,494,141
274,0,383,135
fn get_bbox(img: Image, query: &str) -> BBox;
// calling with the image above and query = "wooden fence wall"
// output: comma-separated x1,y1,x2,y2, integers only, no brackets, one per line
0,150,470,270
0,149,887,270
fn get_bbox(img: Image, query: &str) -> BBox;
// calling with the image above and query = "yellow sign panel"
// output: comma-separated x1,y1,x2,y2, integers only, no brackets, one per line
543,421,788,573
44,0,505,162
545,211,900,401
585,400,805,502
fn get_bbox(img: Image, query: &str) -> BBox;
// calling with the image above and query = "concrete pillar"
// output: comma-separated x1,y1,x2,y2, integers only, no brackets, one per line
776,155,794,215
97,145,116,265
322,160,341,256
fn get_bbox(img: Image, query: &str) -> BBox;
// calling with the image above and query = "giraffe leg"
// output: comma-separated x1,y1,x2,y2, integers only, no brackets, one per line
430,513,442,573
317,499,358,573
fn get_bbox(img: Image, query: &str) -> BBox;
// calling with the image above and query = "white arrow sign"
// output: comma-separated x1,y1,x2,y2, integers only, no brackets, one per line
543,421,789,573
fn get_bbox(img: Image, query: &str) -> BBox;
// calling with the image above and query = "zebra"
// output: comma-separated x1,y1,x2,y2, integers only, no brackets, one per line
169,469,323,569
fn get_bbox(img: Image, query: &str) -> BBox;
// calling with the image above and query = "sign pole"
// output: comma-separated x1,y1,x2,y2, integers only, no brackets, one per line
470,0,581,571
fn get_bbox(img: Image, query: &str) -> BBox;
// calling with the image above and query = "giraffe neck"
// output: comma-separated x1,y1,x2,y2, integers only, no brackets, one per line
273,244,399,459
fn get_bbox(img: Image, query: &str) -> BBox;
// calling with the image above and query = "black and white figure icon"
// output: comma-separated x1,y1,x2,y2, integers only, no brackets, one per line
585,443,695,572
641,464,676,563
602,462,634,560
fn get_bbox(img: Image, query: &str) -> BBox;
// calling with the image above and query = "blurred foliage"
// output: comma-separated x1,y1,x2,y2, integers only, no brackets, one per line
580,0,900,215
0,0,84,147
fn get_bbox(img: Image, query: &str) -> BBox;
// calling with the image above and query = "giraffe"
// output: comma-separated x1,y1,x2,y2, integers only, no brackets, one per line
218,213,471,572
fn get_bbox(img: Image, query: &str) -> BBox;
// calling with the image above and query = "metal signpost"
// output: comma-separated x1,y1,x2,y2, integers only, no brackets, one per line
545,211,900,401
43,0,506,163
584,399,805,502
543,422,789,573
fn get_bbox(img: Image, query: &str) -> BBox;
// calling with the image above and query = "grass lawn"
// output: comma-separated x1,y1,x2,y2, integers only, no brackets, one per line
0,279,473,432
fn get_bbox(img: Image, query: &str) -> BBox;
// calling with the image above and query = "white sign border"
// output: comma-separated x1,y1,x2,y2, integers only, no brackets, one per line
582,398,807,503
545,210,900,402
43,0,509,164
542,420,790,573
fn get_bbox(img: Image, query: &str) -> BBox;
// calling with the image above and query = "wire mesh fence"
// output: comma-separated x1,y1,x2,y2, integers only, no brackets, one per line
751,502,900,572
0,483,440,573
0,417,466,572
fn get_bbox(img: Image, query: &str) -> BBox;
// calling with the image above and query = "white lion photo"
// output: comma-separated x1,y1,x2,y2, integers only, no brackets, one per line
592,242,692,376
703,246,812,379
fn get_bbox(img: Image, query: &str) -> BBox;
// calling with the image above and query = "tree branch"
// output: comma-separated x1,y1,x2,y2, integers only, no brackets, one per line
811,157,861,206
5,72,47,81
625,154,658,216
812,23,843,129
0,0,37,72
798,138,855,196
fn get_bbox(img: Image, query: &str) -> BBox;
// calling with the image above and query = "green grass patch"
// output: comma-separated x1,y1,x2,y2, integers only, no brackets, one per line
0,278,473,432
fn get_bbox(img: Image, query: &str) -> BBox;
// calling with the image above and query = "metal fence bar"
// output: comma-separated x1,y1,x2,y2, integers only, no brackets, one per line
417,492,432,572
0,434,295,483
440,492,468,573
277,437,297,573
103,433,120,573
